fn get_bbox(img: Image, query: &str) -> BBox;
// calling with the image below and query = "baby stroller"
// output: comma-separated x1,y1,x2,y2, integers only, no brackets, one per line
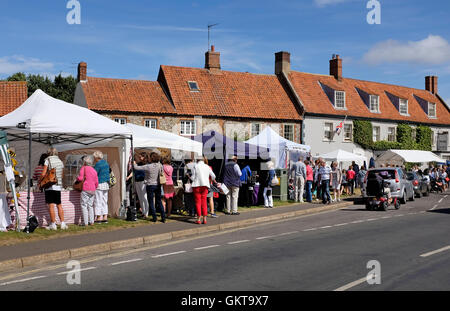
288,178,295,200
365,172,400,211
430,177,444,193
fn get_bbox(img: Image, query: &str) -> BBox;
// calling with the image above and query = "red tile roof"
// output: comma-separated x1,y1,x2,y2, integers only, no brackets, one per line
159,65,302,120
80,77,175,114
288,71,450,125
0,81,28,116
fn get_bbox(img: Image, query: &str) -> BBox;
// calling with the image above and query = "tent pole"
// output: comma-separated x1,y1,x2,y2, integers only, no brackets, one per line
25,132,31,233
131,136,136,215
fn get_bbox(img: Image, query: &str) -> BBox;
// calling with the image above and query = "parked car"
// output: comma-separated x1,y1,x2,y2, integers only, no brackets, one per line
362,167,414,204
406,171,429,198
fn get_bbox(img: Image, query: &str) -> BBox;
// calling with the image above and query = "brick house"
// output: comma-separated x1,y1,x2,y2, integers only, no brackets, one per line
73,46,304,145
274,52,450,161
0,81,28,116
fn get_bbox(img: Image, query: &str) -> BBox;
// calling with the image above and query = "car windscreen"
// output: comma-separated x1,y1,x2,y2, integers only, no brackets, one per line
370,170,396,179
406,173,415,180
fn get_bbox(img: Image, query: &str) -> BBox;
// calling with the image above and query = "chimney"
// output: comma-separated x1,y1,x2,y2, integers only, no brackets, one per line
275,51,291,75
425,76,438,94
330,54,342,81
205,45,221,72
77,62,87,82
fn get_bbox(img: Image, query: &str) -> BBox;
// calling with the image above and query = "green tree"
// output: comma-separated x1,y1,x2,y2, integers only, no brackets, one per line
6,72,27,81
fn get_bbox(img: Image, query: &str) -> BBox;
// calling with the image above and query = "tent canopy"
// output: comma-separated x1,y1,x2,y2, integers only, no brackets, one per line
318,149,366,164
375,149,446,165
192,130,270,160
126,123,202,155
245,126,311,168
0,89,132,145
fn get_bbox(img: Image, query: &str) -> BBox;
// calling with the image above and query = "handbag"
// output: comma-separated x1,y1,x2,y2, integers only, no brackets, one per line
23,215,39,233
73,167,85,191
38,158,57,190
159,165,167,185
270,174,279,187
109,167,117,187
184,182,193,193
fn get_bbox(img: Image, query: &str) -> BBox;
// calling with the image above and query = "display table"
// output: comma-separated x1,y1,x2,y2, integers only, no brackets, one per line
0,193,11,231
11,191,81,229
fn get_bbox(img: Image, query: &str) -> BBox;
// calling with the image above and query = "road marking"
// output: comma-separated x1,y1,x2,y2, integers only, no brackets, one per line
365,218,377,222
194,245,220,250
420,245,450,258
351,220,364,224
0,275,47,286
334,276,368,291
319,226,332,229
57,267,96,275
438,198,443,203
256,235,276,240
334,223,348,227
151,251,186,258
278,231,299,236
303,228,318,232
110,258,142,266
227,240,250,245
381,216,391,219
394,214,404,217
430,205,438,211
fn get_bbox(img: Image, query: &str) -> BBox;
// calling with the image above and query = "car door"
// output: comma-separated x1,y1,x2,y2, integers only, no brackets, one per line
401,169,413,199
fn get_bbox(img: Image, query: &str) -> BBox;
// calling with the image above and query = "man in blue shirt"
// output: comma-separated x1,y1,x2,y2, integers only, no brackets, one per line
318,160,332,204
290,156,306,203
240,162,252,207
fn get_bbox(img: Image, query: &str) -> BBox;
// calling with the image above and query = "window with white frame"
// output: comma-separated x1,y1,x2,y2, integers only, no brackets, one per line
388,127,396,142
343,124,352,142
428,102,436,118
284,124,294,141
324,122,334,141
251,123,261,137
399,98,408,115
114,117,126,125
180,120,196,135
144,118,157,129
369,95,380,113
373,126,380,142
334,91,346,109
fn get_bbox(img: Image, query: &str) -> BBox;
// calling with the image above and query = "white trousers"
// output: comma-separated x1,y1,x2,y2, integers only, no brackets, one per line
81,191,95,225
94,189,109,216
294,176,305,202
263,187,273,207
136,181,149,216
226,186,240,213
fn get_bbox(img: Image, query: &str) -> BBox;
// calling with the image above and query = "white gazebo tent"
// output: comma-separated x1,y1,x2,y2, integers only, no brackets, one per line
318,149,367,168
245,126,311,168
375,149,446,166
0,89,133,231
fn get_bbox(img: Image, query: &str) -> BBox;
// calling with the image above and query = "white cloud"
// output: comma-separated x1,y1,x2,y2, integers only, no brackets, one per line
0,55,54,76
314,0,356,7
363,35,450,65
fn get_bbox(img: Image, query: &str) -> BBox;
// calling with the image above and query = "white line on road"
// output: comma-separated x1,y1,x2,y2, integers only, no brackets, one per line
303,228,318,232
381,216,391,219
334,276,368,291
420,245,450,258
57,267,97,275
430,205,438,211
334,223,348,227
227,240,250,244
365,218,377,222
351,220,364,224
194,245,221,250
151,251,186,258
110,258,143,266
438,198,443,203
0,275,47,286
256,235,276,240
278,231,299,236
394,214,404,217
319,226,332,229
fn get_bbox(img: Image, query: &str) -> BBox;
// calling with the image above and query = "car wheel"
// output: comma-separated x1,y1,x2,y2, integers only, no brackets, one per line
400,191,407,204
381,201,388,211
394,198,400,210
417,191,423,198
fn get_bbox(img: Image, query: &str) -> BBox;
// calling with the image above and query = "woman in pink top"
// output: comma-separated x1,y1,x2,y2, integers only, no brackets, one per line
77,155,99,226
305,160,314,203
162,157,175,218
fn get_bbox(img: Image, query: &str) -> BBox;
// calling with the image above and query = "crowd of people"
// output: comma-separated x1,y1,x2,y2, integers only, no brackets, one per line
33,148,111,230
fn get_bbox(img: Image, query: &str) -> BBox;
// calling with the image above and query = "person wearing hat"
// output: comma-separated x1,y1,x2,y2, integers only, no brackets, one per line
223,155,242,215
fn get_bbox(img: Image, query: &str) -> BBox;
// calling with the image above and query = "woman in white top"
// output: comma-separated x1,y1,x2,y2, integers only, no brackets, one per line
191,156,216,225
41,148,67,230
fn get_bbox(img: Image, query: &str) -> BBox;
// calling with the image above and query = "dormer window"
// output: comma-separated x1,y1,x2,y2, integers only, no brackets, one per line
187,81,199,92
334,91,346,109
399,98,408,115
369,95,380,113
428,102,436,118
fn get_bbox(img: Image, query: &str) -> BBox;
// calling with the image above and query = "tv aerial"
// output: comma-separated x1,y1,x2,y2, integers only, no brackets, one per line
208,23,219,51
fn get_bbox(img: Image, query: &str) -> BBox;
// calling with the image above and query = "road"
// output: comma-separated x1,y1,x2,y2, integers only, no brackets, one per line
0,191,449,291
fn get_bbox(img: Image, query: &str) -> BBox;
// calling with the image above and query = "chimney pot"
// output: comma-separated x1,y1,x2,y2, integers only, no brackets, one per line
211,45,215,52
275,51,291,75
425,76,438,94
77,62,87,82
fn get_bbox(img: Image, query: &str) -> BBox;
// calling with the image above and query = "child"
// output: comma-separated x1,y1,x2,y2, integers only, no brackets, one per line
340,169,347,195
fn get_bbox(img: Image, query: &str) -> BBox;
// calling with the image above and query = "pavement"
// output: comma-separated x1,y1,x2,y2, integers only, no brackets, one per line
0,191,448,291
0,198,356,272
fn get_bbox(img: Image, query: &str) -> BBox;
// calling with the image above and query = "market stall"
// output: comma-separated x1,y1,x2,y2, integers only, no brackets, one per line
0,89,132,229
245,126,311,169
375,149,446,167
317,149,367,168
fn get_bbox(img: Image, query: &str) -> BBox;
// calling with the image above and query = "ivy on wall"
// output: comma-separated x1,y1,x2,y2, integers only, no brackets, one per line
353,120,432,151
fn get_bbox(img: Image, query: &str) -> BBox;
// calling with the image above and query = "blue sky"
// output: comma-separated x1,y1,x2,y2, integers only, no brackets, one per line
1,0,450,104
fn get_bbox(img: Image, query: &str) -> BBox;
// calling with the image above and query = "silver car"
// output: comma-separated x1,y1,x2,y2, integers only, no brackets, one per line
362,167,415,204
